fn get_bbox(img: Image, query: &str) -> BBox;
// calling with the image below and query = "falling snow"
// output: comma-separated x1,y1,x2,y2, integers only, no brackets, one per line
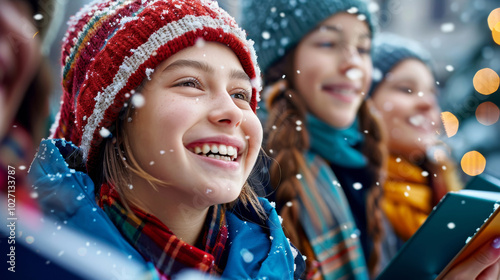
195,37,206,48
441,23,455,33
131,93,145,108
353,182,363,190
99,127,111,138
262,31,271,40
347,7,359,14
145,68,154,80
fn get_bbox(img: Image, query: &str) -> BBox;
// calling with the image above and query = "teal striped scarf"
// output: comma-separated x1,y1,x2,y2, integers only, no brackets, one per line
297,151,369,279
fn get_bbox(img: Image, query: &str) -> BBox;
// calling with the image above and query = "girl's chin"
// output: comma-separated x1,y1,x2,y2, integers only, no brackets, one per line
199,186,242,206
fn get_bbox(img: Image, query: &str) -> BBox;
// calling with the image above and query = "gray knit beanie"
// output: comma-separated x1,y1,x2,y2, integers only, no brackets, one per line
241,0,377,72
369,33,434,96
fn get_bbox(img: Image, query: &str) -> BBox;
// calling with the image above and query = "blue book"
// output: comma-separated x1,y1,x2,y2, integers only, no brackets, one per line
377,189,500,280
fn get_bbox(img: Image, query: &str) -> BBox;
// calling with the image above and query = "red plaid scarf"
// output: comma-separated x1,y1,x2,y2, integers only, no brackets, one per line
98,183,228,278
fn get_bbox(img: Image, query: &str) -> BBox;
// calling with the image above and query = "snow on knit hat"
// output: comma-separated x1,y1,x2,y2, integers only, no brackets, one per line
241,0,377,72
369,33,434,96
50,0,261,174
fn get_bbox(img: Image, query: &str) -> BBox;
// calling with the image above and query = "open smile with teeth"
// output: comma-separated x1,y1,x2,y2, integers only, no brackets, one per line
409,115,427,127
189,144,238,162
323,86,357,96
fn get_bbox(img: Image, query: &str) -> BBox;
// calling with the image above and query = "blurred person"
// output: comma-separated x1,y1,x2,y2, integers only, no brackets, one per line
28,0,305,279
0,0,53,197
242,0,390,278
369,34,463,241
241,0,500,279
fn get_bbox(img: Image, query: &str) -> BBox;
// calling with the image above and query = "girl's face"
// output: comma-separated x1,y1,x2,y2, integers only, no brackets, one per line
371,59,441,159
127,42,262,208
0,0,40,139
293,13,372,128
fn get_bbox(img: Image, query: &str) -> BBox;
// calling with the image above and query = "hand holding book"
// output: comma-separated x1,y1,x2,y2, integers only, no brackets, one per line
439,235,500,279
378,179,500,279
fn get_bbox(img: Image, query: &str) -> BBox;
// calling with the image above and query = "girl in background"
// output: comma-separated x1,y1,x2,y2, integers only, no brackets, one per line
369,34,463,242
242,0,389,278
242,0,500,279
0,0,54,201
28,0,304,278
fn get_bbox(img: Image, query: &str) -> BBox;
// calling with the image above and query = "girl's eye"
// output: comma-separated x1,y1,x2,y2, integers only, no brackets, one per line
398,86,413,94
175,78,201,88
316,42,336,48
231,91,251,102
357,47,370,55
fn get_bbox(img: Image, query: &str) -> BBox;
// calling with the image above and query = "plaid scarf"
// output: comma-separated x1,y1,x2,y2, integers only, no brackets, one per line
99,183,228,278
297,151,369,280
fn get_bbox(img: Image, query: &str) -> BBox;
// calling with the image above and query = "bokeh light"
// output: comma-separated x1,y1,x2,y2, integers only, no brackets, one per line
493,22,500,45
441,111,459,137
476,101,500,126
461,151,486,176
473,68,500,95
487,8,500,30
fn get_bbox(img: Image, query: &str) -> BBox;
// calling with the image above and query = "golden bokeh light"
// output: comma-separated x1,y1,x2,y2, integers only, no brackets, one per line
493,22,500,45
440,111,459,137
488,8,500,30
473,68,500,95
476,101,500,126
461,151,486,176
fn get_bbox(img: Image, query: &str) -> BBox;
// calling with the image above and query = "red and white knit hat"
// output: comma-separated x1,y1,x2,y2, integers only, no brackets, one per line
50,0,261,173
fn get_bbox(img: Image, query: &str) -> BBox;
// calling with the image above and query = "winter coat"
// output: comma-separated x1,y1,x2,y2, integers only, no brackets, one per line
28,138,304,279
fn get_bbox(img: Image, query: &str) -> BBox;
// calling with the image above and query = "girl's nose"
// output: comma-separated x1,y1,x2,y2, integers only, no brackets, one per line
339,45,363,74
208,92,243,128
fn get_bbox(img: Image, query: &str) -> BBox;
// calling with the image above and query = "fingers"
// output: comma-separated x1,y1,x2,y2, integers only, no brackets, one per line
477,260,500,280
443,237,500,280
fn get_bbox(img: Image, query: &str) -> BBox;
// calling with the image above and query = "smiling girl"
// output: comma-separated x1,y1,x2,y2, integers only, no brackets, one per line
241,0,500,279
369,33,500,280
28,0,303,278
242,0,388,278
368,34,463,241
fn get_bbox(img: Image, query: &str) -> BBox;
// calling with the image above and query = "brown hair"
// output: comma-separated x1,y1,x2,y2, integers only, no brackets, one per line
263,50,387,277
97,99,266,219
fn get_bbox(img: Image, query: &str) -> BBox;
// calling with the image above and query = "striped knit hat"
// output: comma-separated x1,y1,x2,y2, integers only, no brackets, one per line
50,0,261,173
241,0,376,72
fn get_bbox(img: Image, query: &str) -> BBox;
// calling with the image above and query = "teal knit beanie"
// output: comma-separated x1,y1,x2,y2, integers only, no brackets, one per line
369,33,434,96
241,0,376,72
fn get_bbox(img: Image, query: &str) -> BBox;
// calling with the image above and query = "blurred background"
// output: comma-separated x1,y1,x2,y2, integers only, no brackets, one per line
45,0,500,180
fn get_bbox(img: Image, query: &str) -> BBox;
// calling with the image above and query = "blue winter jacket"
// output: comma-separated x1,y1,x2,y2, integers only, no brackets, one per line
28,139,305,279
